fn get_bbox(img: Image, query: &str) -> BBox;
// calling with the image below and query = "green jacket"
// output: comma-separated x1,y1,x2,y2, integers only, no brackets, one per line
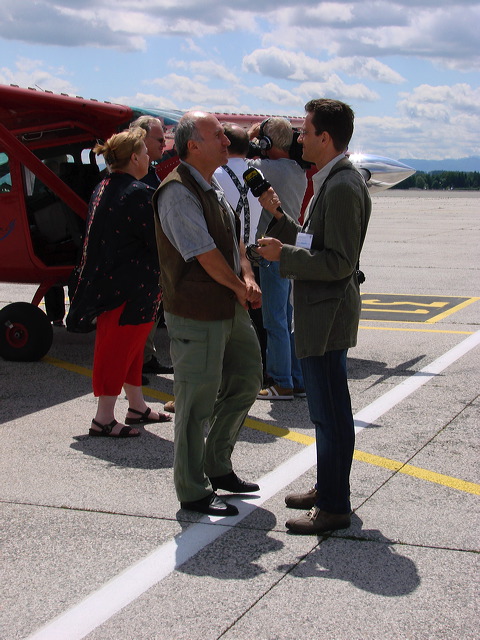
268,157,371,358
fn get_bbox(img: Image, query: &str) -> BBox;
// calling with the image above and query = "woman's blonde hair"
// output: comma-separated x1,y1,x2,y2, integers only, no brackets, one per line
94,127,146,171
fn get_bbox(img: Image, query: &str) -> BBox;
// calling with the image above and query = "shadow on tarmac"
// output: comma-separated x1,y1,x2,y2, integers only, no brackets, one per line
348,355,427,385
176,508,284,579
279,515,420,596
70,427,174,469
173,511,419,597
253,355,430,430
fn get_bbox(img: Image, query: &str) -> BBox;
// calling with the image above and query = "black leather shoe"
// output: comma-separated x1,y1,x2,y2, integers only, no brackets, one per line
181,492,238,516
143,356,173,375
209,471,259,494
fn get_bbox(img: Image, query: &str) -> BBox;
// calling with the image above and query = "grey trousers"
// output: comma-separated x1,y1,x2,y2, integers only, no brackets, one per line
165,304,262,502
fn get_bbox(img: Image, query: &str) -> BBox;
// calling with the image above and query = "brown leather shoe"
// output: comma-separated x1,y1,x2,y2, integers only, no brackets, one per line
286,506,351,535
163,400,175,413
285,487,317,509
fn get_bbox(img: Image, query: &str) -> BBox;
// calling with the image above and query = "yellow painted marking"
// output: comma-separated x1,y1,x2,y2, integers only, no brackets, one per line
43,356,480,496
361,293,479,324
142,388,175,403
362,292,475,300
353,450,480,496
363,308,429,314
362,299,448,308
359,325,474,335
426,296,480,324
44,356,93,378
43,356,174,402
244,416,315,446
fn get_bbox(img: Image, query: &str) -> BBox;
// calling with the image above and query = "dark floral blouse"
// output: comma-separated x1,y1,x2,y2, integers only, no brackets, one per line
67,172,161,332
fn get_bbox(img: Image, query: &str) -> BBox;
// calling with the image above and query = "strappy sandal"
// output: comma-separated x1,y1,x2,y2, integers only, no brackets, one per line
125,407,172,425
89,419,140,438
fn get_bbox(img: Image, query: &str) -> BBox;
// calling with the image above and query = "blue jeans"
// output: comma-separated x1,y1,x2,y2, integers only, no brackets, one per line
301,349,354,514
259,261,303,389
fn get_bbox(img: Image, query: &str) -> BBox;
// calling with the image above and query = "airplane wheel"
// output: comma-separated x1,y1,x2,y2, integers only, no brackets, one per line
0,302,53,361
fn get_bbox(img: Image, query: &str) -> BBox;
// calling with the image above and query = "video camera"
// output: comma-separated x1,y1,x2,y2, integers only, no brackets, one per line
289,130,312,170
246,140,262,159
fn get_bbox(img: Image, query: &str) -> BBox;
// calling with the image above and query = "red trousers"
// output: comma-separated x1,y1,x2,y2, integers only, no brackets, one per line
92,303,153,397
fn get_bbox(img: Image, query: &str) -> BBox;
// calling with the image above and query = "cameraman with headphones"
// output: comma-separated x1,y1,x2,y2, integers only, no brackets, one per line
248,117,307,400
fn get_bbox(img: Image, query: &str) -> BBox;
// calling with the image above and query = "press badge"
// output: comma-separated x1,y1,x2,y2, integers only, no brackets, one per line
296,232,313,249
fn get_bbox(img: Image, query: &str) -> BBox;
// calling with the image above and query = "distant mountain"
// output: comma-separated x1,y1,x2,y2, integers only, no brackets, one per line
398,156,480,173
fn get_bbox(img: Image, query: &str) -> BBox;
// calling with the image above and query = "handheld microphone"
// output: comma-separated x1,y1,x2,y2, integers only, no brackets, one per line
243,167,283,213
243,167,270,196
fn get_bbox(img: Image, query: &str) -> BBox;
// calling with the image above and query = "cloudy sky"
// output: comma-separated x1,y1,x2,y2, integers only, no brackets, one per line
0,0,479,160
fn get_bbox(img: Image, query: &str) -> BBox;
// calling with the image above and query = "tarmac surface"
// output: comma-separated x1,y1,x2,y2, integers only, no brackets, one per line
1,190,479,640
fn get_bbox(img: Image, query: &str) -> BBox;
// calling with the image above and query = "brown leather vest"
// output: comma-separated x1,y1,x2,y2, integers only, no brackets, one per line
153,164,240,321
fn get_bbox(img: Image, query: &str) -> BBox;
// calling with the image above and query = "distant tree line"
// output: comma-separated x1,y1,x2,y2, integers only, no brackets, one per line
392,171,480,190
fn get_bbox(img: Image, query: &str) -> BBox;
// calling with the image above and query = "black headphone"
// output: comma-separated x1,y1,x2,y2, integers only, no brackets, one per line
258,119,273,152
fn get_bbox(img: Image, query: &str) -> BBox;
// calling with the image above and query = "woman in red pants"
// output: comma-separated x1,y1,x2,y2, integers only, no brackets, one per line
67,127,171,437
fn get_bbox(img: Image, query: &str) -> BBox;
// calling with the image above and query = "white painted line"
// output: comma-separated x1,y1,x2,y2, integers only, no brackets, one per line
26,330,480,640
26,446,317,640
354,330,480,430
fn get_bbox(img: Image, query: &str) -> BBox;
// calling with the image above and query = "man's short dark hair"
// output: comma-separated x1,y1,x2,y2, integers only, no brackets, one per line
305,99,354,152
222,123,249,156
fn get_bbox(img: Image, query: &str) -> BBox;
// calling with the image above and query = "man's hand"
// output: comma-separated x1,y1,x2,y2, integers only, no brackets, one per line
197,248,250,310
232,281,249,309
243,275,262,309
239,240,262,309
247,122,261,140
258,187,283,219
257,237,283,262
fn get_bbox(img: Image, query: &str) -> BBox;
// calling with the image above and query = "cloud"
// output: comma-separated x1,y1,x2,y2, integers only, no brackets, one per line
112,92,178,111
248,82,304,108
1,1,479,73
181,38,205,55
295,77,379,102
0,0,253,49
281,2,410,30
243,47,405,84
169,60,239,84
352,83,480,159
263,3,480,71
353,112,477,160
398,83,480,120
352,115,425,157
0,0,144,50
0,57,77,94
150,74,240,109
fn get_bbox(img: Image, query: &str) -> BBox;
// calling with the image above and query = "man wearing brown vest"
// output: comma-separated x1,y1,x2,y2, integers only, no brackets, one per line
153,112,263,517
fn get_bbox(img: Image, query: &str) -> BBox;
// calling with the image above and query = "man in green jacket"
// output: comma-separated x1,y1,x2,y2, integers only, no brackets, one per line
257,98,371,534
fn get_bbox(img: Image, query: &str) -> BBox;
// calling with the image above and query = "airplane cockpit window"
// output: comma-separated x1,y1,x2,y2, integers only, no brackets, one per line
82,147,106,174
0,152,12,193
23,145,101,266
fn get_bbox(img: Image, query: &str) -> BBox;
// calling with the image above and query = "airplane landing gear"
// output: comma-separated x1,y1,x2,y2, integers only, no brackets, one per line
0,302,53,361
